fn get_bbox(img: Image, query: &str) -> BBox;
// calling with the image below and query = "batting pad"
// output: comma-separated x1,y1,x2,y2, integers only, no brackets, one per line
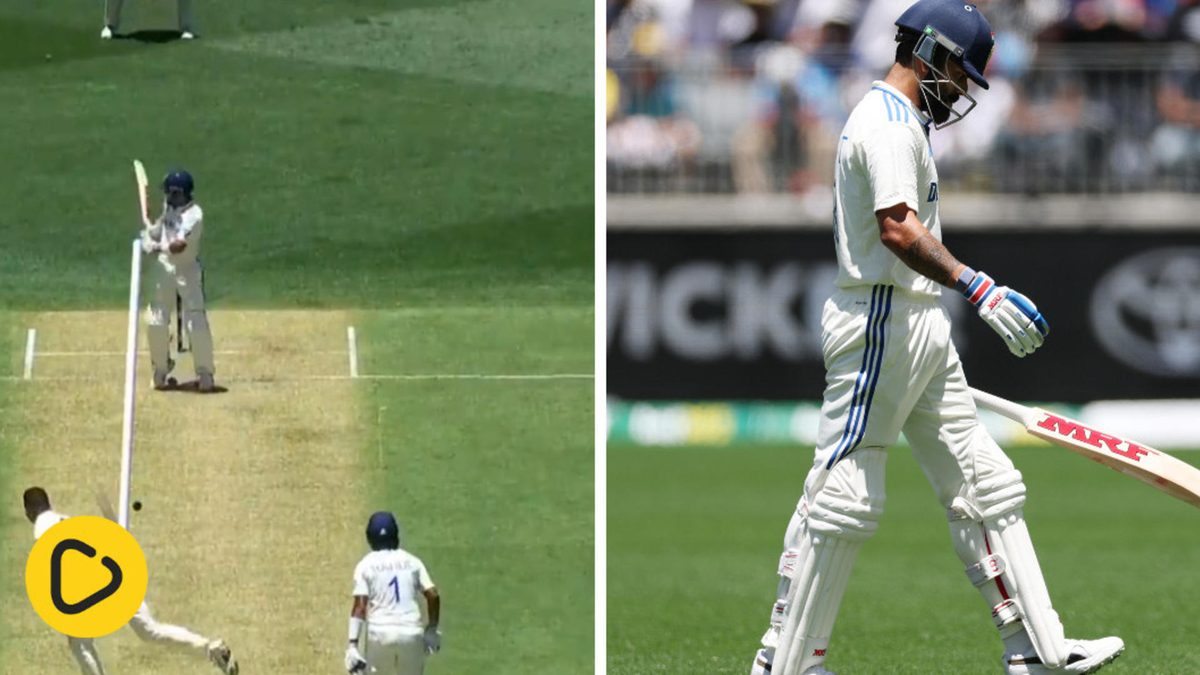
769,448,886,675
773,533,860,675
989,513,1068,668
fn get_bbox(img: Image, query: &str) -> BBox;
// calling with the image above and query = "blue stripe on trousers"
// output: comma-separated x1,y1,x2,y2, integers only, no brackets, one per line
826,285,882,470
827,285,893,469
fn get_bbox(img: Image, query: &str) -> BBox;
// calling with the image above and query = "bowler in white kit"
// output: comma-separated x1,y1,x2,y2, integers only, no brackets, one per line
141,168,217,392
749,2,1124,674
346,511,441,675
22,487,238,674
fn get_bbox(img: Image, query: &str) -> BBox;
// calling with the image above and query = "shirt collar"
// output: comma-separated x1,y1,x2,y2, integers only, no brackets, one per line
871,80,931,130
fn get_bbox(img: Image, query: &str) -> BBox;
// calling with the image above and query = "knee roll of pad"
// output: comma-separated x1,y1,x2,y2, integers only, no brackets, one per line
807,492,882,542
974,469,1026,520
806,449,886,542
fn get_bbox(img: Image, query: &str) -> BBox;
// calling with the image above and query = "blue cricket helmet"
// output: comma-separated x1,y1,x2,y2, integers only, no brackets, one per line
366,511,401,550
162,169,195,197
896,0,994,90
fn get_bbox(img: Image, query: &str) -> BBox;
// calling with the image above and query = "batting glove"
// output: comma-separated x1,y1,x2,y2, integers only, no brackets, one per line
423,626,442,654
345,644,367,674
957,269,1050,358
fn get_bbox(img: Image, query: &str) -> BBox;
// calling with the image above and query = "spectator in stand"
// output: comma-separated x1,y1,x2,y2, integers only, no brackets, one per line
1151,0,1200,185
608,17,702,179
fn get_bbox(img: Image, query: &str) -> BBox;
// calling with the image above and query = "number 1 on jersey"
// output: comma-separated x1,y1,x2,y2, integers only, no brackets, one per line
389,575,400,602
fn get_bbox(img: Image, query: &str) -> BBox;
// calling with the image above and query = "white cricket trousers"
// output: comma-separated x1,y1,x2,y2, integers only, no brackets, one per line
809,284,1016,497
129,601,213,650
147,257,215,376
366,630,426,675
763,284,1035,674
65,602,211,674
105,0,195,32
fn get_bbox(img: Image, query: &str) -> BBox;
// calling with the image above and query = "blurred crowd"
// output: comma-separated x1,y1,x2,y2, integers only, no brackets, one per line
607,0,1200,195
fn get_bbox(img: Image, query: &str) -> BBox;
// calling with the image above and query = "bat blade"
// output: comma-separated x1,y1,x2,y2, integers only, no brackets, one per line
972,387,1200,509
132,159,152,228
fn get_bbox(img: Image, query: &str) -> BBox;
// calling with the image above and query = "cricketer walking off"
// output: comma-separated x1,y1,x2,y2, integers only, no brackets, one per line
749,2,1125,674
141,169,217,392
102,0,196,39
22,487,238,674
346,512,442,675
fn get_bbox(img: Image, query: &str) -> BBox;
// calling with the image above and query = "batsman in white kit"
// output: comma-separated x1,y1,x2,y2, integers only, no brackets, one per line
22,487,238,675
346,512,442,675
749,2,1124,674
141,168,217,393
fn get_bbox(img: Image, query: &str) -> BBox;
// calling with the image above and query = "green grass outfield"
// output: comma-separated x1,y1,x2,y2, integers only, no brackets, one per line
0,1,592,672
609,444,1200,674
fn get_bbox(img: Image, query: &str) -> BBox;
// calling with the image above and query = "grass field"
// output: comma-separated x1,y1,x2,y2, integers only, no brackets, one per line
608,444,1200,674
0,1,592,672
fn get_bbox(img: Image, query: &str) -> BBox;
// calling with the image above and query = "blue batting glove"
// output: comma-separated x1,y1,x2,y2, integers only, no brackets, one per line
956,268,1050,358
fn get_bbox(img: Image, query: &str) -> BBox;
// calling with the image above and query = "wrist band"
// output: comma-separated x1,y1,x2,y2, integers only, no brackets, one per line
349,616,364,643
954,266,976,294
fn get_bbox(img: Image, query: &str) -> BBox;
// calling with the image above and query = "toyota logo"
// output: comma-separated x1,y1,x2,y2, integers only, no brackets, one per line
1091,247,1200,377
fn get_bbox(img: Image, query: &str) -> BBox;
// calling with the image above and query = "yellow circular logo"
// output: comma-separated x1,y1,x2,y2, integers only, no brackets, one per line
25,516,148,638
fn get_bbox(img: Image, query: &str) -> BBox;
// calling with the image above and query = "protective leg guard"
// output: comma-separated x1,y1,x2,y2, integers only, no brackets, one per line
146,304,172,376
755,449,886,675
948,468,1067,668
183,310,215,376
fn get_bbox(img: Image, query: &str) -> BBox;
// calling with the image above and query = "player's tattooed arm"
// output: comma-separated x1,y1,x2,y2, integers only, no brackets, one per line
897,231,962,285
876,204,963,286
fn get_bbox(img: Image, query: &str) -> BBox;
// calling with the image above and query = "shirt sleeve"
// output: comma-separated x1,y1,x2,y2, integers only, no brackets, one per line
352,561,369,596
862,125,922,213
416,560,435,591
178,207,202,239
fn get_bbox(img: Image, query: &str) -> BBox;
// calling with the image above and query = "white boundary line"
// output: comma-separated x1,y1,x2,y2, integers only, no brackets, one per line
347,326,359,379
23,328,36,380
1,373,592,383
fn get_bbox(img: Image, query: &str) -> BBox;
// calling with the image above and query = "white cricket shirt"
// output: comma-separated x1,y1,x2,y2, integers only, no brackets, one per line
832,80,941,297
156,202,204,267
352,548,435,636
33,510,67,539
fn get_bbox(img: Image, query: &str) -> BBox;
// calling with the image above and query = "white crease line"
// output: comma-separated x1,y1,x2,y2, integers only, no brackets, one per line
35,350,347,356
318,374,593,381
0,373,593,383
347,326,359,379
23,328,36,380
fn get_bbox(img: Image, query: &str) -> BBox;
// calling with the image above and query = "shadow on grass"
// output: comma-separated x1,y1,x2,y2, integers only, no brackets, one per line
158,378,228,394
115,30,188,44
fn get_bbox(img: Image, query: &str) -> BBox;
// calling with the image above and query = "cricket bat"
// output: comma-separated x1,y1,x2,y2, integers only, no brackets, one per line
971,387,1200,509
132,159,153,229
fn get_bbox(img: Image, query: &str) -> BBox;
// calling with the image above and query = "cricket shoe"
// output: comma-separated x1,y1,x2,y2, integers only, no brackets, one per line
198,373,216,393
100,25,114,39
750,649,836,675
152,359,177,390
1006,636,1124,674
206,640,238,675
181,31,196,40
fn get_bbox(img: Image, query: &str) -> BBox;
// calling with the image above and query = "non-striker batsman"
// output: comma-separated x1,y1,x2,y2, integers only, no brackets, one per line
141,169,217,392
749,2,1124,674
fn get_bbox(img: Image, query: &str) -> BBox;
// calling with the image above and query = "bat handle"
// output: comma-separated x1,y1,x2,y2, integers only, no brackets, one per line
969,387,1032,423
